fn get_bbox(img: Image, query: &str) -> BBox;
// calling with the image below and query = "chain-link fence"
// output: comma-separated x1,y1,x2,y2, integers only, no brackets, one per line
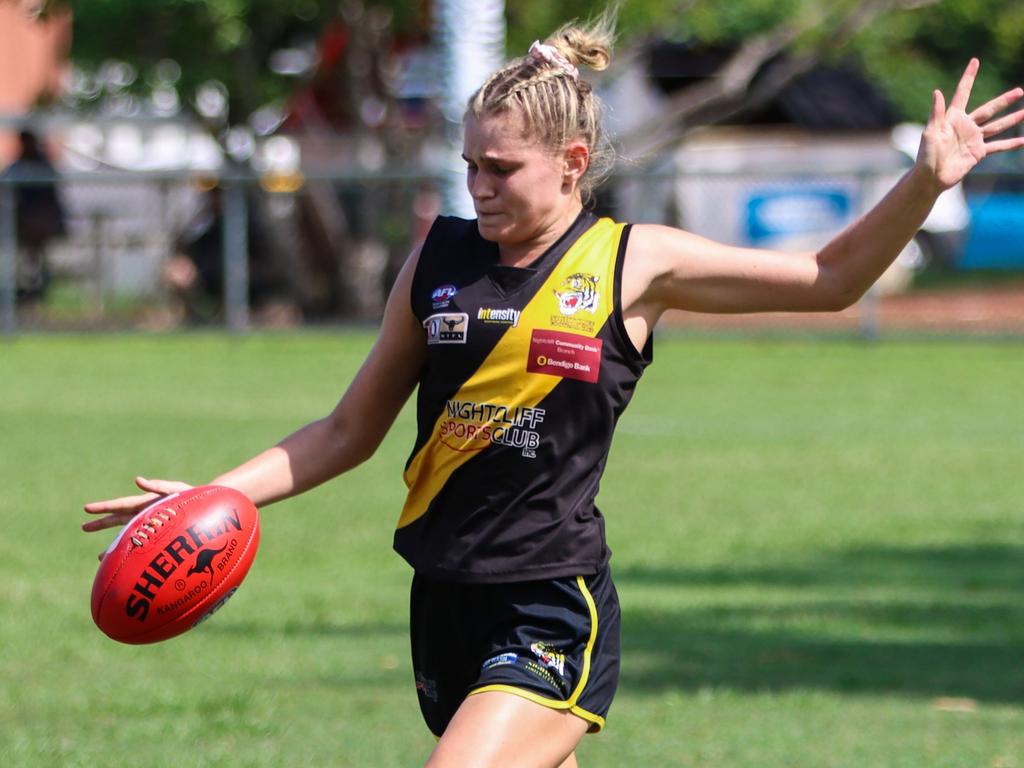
2,129,1023,336
0,166,441,332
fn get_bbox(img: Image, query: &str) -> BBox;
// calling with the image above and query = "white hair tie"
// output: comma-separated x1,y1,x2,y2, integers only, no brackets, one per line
528,40,579,80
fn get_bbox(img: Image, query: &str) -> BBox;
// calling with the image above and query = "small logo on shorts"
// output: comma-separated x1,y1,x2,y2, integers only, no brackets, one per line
415,673,438,701
530,641,566,677
482,652,518,671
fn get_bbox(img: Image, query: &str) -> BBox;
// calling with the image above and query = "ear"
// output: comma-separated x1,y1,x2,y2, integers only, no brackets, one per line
562,140,590,185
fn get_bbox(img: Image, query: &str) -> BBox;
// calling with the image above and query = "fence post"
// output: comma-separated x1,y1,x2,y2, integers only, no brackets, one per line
89,211,106,316
859,285,880,340
222,181,249,333
857,170,880,340
0,182,16,335
435,0,505,217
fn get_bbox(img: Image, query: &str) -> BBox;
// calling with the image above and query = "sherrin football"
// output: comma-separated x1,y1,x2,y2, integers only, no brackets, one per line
91,485,260,644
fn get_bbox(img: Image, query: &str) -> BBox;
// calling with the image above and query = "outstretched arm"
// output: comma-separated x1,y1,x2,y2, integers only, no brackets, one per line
206,250,425,506
83,248,426,532
624,59,1024,331
818,58,1024,306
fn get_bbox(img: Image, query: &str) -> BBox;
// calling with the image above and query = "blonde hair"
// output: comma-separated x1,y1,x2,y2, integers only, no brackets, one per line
467,10,617,204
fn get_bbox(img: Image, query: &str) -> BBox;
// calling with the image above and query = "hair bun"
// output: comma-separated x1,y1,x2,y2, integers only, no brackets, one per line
549,26,612,73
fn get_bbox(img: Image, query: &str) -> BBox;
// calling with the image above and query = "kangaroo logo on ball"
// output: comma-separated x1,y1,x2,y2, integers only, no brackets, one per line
187,543,228,582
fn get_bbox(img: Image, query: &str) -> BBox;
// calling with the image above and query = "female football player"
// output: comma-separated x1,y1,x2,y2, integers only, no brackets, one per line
84,11,1024,767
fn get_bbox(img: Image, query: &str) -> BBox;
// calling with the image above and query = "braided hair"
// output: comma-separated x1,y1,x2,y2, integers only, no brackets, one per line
467,12,617,204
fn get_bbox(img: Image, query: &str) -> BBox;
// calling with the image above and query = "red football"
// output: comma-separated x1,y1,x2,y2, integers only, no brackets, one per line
91,485,260,644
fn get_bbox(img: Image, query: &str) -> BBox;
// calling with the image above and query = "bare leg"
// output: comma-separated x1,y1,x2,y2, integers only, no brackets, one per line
425,690,589,768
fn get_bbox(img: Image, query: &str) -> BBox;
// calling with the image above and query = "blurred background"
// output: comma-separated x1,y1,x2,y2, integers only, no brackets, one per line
2,0,1023,335
3,6,1023,765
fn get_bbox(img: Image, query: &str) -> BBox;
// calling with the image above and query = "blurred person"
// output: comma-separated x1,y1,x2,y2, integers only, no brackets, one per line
2,129,67,303
83,9,1024,767
163,183,299,326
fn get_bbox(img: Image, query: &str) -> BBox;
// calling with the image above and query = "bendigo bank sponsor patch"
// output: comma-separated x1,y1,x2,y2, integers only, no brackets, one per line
527,329,602,384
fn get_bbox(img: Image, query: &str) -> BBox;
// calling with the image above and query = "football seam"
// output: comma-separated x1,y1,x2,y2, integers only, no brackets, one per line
93,495,189,627
92,546,135,630
92,498,190,630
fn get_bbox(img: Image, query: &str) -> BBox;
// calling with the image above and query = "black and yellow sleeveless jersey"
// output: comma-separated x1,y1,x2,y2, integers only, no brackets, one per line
395,211,653,582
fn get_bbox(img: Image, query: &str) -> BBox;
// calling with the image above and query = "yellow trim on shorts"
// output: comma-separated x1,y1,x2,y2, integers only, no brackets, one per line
468,685,606,732
567,575,599,709
571,704,606,731
467,574,606,732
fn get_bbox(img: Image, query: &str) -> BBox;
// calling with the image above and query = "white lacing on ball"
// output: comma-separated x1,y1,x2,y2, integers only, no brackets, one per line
129,508,178,547
128,506,179,547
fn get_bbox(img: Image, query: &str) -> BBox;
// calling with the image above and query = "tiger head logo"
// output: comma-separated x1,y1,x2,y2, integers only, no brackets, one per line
553,273,600,316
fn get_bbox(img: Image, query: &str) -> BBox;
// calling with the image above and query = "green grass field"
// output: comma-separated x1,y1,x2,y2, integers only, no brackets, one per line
2,332,1022,767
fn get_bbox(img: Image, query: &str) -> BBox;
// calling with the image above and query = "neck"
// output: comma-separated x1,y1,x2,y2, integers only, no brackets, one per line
497,203,584,267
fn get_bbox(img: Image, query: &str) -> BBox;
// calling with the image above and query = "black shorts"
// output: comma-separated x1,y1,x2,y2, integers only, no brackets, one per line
409,566,621,737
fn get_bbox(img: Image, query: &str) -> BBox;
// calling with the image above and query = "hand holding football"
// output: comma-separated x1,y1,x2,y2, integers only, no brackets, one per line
90,485,260,644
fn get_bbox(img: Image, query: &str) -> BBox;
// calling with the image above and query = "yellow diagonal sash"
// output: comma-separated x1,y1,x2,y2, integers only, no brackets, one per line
398,218,624,529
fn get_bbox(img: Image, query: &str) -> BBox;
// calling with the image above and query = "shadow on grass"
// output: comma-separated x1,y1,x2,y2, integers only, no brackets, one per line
616,543,1024,703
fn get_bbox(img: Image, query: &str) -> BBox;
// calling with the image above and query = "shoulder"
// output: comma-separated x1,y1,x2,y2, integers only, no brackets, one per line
619,224,676,299
415,216,482,273
619,222,739,320
622,222,737,284
422,215,479,253
411,216,496,319
625,222,701,256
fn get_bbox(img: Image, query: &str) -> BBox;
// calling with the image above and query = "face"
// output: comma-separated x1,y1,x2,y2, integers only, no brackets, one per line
462,111,587,248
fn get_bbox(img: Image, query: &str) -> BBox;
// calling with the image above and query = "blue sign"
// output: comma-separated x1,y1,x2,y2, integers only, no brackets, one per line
746,186,853,245
957,193,1024,269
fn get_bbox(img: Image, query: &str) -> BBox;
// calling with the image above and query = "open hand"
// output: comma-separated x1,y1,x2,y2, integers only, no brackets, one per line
919,58,1024,191
83,476,193,534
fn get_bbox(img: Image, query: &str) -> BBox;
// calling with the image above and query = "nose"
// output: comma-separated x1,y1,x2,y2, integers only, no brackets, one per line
468,169,493,201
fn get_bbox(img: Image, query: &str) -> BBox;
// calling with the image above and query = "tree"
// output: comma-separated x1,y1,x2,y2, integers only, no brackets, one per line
608,0,946,158
9,0,1016,141
507,0,1024,150
65,0,342,122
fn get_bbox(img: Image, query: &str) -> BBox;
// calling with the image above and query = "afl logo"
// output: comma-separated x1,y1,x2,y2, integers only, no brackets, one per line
431,284,458,308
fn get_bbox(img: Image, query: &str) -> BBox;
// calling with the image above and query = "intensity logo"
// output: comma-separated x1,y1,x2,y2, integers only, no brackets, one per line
477,307,521,326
